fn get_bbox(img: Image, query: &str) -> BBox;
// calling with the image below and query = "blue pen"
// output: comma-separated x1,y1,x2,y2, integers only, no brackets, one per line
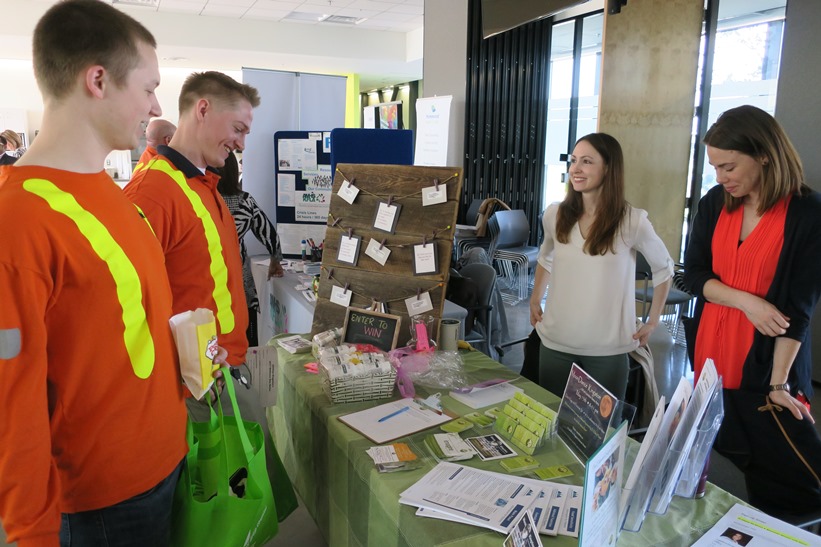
378,405,410,423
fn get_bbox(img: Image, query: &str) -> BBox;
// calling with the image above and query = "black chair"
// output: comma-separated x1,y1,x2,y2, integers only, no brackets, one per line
458,263,497,356
636,253,693,344
492,210,540,304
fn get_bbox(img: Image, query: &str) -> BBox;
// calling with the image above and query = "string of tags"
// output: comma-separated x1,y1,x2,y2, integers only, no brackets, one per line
330,172,455,277
326,267,438,317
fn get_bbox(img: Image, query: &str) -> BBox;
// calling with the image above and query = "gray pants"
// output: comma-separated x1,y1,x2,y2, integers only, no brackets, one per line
538,345,629,401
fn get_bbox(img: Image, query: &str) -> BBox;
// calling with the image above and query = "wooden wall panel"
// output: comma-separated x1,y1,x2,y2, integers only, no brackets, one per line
598,0,703,257
311,163,463,348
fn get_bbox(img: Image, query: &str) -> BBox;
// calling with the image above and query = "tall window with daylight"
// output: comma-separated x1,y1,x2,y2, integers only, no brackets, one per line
542,13,603,208
696,0,786,200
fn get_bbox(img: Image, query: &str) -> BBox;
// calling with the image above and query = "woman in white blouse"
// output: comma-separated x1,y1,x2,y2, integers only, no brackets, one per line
529,133,673,400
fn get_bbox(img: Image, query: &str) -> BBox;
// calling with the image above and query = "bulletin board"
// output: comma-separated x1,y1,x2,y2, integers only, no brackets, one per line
274,130,333,257
310,163,463,348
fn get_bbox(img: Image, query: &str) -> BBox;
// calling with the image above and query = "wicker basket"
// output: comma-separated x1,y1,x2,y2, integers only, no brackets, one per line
319,365,396,404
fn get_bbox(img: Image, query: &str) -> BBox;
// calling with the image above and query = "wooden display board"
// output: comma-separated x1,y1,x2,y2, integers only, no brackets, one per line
311,163,463,348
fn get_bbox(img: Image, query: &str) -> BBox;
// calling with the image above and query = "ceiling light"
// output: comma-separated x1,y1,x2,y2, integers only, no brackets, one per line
321,15,365,25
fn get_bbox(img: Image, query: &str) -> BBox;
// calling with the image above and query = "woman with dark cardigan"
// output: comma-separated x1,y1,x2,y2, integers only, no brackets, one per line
216,152,283,346
684,105,821,517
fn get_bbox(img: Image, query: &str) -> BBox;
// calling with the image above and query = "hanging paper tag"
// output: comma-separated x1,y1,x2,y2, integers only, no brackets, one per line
421,185,447,206
365,238,391,266
330,285,353,307
412,242,438,275
405,291,433,316
337,234,361,265
338,181,360,205
373,201,402,233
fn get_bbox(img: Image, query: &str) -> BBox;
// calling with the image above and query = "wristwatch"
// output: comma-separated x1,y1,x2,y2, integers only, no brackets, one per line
769,383,790,393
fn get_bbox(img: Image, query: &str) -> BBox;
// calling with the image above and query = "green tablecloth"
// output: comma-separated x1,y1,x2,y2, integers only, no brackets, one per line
267,341,739,547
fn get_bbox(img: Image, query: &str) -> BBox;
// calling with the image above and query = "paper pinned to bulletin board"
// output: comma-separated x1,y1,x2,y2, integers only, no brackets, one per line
275,130,333,257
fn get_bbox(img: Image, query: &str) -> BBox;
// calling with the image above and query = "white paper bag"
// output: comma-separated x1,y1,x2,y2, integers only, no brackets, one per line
169,308,219,400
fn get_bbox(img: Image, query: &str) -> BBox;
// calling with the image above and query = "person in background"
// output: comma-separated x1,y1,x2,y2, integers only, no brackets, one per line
1,129,25,159
684,105,821,516
0,1,200,544
0,135,16,166
529,133,673,400
216,150,283,346
136,118,176,167
124,70,298,522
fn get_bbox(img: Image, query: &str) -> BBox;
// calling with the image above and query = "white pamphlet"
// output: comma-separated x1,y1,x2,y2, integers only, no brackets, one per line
692,503,821,546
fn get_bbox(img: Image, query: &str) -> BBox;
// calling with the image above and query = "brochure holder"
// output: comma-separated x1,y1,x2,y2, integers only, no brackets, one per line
621,376,693,533
674,379,723,498
620,428,667,532
493,391,558,455
647,364,720,515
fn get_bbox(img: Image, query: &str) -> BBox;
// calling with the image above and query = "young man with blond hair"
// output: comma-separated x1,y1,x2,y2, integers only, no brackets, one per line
125,70,298,520
0,0,195,545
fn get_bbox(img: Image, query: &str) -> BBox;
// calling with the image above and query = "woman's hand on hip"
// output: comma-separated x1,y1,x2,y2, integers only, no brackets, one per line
633,321,657,347
529,299,543,327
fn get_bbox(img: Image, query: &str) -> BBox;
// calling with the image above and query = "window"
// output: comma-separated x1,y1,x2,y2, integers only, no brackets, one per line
684,0,786,255
543,13,603,207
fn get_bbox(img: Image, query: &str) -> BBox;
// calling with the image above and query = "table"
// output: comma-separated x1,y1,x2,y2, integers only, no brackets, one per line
267,341,742,547
252,257,469,345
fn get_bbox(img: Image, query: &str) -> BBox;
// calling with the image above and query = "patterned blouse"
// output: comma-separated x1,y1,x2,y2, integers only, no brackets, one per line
220,191,282,312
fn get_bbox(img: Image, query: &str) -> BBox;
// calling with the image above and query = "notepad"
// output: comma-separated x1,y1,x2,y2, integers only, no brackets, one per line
448,381,523,409
339,399,452,444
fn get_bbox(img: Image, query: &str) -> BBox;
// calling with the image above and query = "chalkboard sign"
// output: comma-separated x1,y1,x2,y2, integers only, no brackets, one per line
342,308,402,352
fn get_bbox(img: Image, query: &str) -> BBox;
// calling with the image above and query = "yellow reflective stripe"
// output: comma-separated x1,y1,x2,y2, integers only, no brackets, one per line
132,204,156,237
23,178,155,379
147,160,235,333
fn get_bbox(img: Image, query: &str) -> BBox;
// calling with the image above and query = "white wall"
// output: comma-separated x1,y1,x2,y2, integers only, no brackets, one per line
0,61,239,141
423,0,468,168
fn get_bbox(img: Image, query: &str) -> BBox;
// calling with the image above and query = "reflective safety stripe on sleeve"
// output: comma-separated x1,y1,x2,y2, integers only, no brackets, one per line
22,178,155,378
146,160,235,333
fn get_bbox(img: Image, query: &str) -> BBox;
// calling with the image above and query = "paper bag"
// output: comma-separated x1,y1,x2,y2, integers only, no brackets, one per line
169,308,219,400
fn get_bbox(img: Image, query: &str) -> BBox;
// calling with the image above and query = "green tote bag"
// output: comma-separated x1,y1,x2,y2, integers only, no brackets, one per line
171,367,279,546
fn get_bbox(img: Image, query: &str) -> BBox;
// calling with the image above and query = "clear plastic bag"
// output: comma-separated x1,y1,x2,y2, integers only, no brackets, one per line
392,348,471,396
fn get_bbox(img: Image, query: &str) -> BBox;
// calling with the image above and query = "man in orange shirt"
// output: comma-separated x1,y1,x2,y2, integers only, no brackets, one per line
0,1,199,545
125,71,297,520
136,118,176,168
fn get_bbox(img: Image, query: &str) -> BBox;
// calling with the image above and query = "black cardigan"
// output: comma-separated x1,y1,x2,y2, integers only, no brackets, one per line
683,184,821,397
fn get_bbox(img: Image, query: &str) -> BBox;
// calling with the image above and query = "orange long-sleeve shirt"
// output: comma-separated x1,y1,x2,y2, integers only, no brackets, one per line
124,146,249,365
0,166,188,547
134,145,157,172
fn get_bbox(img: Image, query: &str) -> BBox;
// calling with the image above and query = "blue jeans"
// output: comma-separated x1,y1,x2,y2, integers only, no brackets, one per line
59,459,183,547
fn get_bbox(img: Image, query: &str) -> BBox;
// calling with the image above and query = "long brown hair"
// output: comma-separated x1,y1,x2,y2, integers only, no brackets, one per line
703,105,805,214
216,152,241,196
556,133,627,255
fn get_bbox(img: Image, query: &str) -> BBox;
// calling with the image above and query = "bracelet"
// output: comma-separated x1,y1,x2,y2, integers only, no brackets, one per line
769,383,790,393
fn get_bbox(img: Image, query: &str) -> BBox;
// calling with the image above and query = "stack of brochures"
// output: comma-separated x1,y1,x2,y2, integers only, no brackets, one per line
399,462,583,538
423,433,476,462
276,334,312,354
